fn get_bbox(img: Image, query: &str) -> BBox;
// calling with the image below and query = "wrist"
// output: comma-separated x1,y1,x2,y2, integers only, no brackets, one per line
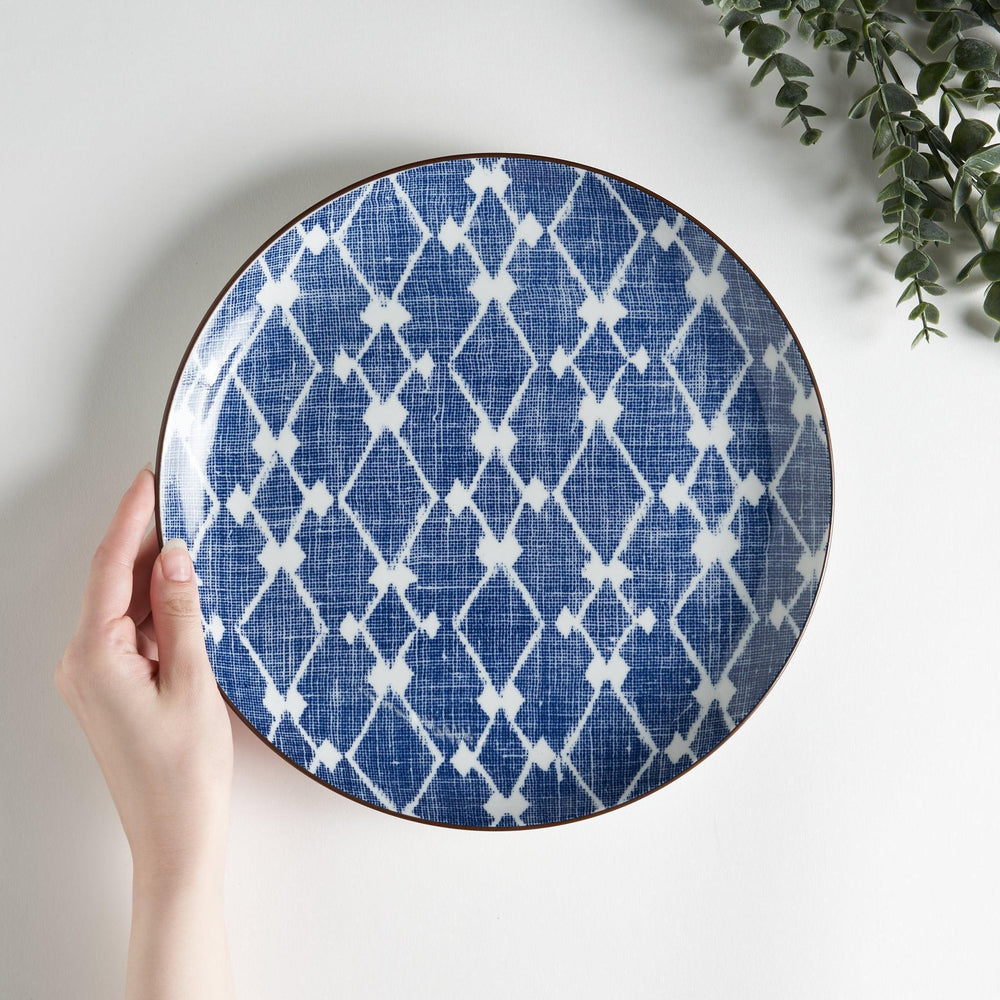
131,845,227,902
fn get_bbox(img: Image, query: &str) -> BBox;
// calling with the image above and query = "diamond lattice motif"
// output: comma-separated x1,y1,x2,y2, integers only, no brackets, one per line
345,432,431,563
160,155,832,829
471,455,521,539
574,325,628,399
581,581,633,659
556,172,640,294
477,712,530,797
352,694,436,810
461,572,539,689
342,178,424,296
365,589,415,663
453,301,531,424
236,312,316,434
253,459,303,542
562,427,645,561
358,326,409,399
465,189,517,274
675,564,753,685
569,686,651,808
241,571,319,694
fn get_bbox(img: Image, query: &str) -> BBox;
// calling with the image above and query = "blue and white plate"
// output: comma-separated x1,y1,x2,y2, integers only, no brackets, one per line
157,154,832,829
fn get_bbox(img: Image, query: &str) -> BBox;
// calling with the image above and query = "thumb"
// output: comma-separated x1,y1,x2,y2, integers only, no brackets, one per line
150,539,213,690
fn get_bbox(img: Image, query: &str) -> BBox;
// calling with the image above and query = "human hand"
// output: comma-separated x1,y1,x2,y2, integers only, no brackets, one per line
56,466,233,881
56,466,235,999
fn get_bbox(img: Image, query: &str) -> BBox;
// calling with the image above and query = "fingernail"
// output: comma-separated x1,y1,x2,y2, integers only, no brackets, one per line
142,461,154,474
161,539,193,582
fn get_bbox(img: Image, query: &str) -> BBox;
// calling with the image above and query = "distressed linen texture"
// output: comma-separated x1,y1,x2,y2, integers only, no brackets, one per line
160,156,832,828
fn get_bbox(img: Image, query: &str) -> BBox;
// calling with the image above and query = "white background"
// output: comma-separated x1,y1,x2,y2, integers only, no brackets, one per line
2,2,998,997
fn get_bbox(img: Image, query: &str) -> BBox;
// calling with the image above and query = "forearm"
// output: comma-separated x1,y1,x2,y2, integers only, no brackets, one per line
127,865,235,1000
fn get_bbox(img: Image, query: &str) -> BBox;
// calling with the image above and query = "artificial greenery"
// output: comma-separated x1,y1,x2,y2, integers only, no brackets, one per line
702,0,1000,345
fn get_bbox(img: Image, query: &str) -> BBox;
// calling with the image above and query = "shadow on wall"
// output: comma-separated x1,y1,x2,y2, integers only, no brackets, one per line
0,140,434,999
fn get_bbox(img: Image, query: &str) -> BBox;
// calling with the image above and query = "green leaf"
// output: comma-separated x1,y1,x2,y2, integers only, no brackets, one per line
816,28,847,47
849,85,878,119
796,104,826,118
751,56,777,86
985,182,1000,219
896,117,924,134
977,197,990,228
917,61,954,101
922,283,947,295
984,281,1000,320
954,10,983,30
882,198,904,219
963,70,990,93
909,301,941,324
957,253,984,283
908,153,931,180
721,9,755,34
895,249,931,280
776,80,808,106
954,38,997,72
982,251,1000,280
919,218,952,242
772,53,813,77
882,83,918,113
838,27,862,50
897,280,918,304
965,145,1000,172
939,96,951,129
927,12,959,52
953,170,973,216
872,116,894,157
877,179,903,201
879,146,912,174
800,127,823,145
952,119,995,158
743,22,790,59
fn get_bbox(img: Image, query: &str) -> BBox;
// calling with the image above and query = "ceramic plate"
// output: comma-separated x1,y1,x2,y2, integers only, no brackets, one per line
157,154,832,829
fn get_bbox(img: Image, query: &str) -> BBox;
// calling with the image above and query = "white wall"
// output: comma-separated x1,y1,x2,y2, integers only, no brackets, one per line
2,2,997,996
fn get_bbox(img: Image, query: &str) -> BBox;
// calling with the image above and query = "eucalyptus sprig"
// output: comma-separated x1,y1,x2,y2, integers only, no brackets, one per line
702,0,1000,344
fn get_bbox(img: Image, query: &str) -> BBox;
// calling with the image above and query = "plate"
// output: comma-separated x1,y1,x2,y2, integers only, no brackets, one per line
157,153,832,829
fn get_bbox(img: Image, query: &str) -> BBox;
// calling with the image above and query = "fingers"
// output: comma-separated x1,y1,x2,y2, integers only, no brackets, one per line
126,529,161,626
149,539,213,692
81,468,155,628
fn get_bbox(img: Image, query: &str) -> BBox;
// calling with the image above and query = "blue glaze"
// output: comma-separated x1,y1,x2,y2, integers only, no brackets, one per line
159,155,832,828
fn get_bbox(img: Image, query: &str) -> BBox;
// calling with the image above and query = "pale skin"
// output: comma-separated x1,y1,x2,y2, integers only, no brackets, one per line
56,467,236,999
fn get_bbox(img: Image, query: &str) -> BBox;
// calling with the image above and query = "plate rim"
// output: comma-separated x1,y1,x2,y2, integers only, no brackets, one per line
155,151,836,831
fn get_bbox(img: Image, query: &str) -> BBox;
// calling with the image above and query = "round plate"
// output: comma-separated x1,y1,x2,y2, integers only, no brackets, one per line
157,153,832,829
